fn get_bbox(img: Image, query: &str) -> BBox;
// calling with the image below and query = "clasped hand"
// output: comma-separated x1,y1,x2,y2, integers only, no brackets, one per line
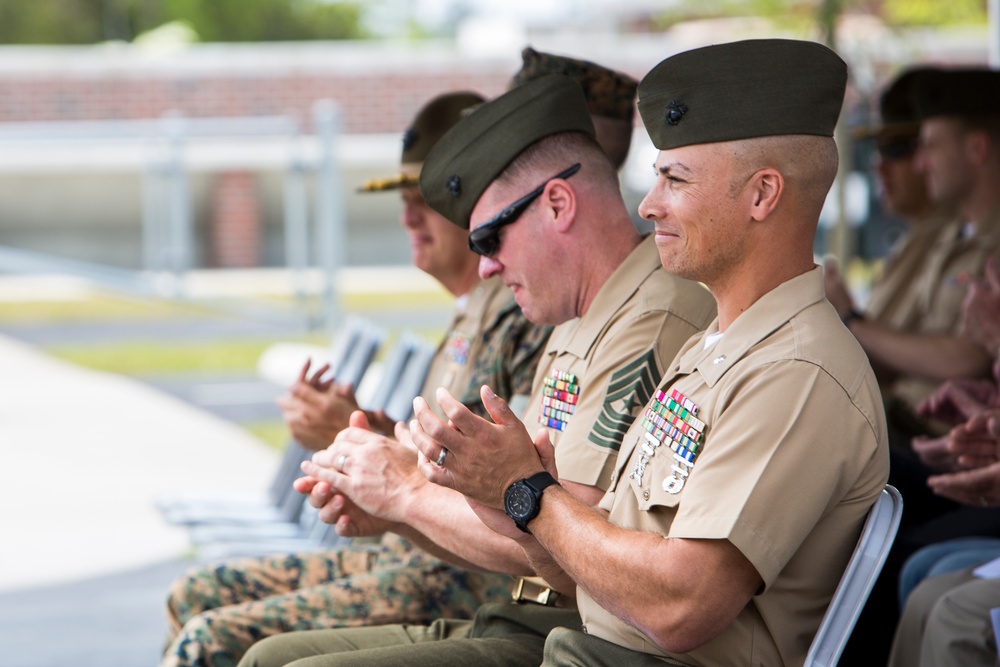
293,412,421,537
408,384,552,509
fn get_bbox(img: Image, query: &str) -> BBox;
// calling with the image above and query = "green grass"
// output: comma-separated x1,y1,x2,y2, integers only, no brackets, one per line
342,290,451,311
6,289,448,377
243,420,292,452
44,336,327,375
0,294,215,324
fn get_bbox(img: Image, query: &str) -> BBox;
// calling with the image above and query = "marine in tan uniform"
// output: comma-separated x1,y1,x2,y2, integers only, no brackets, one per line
823,67,998,439
842,66,1000,667
392,39,888,667
827,67,952,332
161,92,551,667
237,75,713,667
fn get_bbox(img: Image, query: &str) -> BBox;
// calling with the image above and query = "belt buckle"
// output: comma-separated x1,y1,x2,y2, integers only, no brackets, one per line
511,577,560,606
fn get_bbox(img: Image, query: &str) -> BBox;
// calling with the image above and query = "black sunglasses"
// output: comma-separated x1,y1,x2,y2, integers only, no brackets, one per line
468,163,581,257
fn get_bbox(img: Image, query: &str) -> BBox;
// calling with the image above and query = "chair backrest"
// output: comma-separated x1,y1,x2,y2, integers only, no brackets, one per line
335,319,386,391
384,335,436,423
326,316,367,379
266,440,310,504
364,331,423,413
804,484,903,667
363,330,437,422
268,317,384,504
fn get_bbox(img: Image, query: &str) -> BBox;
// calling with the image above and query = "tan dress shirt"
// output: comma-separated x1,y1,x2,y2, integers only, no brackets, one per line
578,267,890,666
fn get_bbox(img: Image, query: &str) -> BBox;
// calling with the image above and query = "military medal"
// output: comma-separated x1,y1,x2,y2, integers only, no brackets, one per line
446,332,471,366
629,388,705,495
539,369,580,432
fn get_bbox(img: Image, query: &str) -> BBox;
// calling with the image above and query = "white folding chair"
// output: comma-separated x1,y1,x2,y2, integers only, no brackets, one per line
157,316,384,527
360,330,435,419
191,330,435,558
804,484,903,667
382,334,436,423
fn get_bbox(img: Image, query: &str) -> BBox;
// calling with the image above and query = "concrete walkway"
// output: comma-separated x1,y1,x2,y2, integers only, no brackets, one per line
0,333,278,593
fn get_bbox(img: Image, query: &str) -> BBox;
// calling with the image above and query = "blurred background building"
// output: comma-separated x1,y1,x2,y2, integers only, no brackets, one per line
0,0,994,290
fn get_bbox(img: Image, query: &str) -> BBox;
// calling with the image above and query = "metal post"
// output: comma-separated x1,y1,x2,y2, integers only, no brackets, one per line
163,112,192,295
312,100,347,334
283,122,310,305
141,158,167,274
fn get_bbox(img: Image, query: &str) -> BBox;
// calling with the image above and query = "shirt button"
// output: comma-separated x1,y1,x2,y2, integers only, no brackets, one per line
643,489,650,500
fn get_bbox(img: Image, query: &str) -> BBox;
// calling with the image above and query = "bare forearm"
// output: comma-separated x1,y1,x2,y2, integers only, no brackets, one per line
390,524,491,572
528,487,759,654
398,483,533,574
851,320,993,382
516,530,579,597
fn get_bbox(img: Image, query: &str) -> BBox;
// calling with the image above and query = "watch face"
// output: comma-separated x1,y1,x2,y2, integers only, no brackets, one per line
505,485,534,520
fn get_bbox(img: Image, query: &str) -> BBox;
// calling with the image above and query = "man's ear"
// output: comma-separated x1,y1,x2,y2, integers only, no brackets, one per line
966,128,991,168
749,168,783,222
544,179,577,232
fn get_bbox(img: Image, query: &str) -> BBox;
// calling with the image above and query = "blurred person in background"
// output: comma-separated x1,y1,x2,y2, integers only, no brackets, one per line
824,67,980,450
842,65,1000,667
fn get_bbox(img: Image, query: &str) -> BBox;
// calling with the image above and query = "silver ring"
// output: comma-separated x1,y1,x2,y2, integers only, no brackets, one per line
335,454,347,472
435,448,448,467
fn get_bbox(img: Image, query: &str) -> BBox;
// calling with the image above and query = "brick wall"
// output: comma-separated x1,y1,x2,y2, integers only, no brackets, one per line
0,44,525,133
209,171,261,268
0,73,516,132
0,44,538,266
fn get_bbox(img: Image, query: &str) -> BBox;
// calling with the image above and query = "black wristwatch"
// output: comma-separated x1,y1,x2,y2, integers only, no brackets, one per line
504,472,558,534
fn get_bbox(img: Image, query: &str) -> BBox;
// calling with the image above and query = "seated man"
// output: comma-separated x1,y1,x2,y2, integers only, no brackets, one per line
889,399,1000,667
842,66,1000,665
161,91,552,667
241,38,888,667
824,67,968,446
165,52,656,667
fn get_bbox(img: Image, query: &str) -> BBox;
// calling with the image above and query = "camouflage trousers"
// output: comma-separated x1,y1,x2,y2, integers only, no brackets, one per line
161,534,512,667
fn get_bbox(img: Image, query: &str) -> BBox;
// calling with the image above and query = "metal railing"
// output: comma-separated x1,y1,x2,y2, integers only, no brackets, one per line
0,101,347,332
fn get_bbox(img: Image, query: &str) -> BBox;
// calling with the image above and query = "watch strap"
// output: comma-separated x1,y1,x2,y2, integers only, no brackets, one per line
506,471,558,533
523,471,558,495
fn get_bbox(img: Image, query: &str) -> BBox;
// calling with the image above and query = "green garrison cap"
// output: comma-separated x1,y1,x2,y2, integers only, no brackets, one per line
510,46,638,122
419,74,595,229
912,68,1000,120
856,67,938,140
638,39,847,150
359,91,484,192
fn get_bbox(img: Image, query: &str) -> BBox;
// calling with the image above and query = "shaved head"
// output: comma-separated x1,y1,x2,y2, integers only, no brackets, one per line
728,135,839,218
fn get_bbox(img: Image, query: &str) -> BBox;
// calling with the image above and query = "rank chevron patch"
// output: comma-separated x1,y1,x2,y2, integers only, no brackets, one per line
588,350,660,451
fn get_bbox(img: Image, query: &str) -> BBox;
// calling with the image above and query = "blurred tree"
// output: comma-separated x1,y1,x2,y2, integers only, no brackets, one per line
651,0,987,30
0,0,364,45
162,0,363,41
883,0,986,26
